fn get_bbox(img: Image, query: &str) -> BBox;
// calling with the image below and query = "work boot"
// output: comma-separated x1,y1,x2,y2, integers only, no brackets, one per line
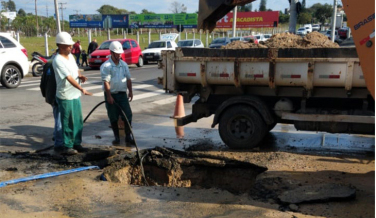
125,133,135,145
111,122,120,145
74,145,90,152
61,147,78,155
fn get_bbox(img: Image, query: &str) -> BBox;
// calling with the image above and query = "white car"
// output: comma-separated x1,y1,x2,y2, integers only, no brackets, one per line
312,24,320,31
304,24,312,33
0,32,29,88
177,39,204,48
296,27,307,36
325,29,341,43
264,34,272,40
254,34,266,42
142,33,178,64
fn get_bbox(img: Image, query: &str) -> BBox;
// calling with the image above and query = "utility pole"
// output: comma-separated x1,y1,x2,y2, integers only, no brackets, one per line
232,7,237,37
54,0,61,33
46,4,48,17
289,0,298,33
35,0,38,36
330,0,338,42
59,2,67,31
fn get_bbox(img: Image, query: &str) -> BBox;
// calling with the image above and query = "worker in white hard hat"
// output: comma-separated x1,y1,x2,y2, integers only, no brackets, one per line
100,40,134,145
52,31,93,155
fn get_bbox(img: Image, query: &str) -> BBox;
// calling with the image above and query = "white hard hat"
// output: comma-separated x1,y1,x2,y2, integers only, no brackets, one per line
109,41,123,54
56,32,75,45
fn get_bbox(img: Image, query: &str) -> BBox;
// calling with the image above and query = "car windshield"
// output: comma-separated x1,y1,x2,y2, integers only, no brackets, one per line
98,41,114,50
298,28,305,31
212,38,226,44
255,35,261,39
264,34,271,39
148,41,166,48
177,40,193,47
230,38,241,42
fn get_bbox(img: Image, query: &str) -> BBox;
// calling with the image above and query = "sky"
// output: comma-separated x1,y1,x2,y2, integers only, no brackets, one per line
10,0,336,20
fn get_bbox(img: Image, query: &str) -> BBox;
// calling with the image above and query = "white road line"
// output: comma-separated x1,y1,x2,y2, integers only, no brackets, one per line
21,80,40,84
21,83,43,88
152,96,176,105
92,84,155,97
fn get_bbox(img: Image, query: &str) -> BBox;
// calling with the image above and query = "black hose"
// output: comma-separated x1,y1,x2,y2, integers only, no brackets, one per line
83,100,149,186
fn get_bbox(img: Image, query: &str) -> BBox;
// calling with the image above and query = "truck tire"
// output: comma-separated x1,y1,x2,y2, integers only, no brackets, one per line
218,105,267,149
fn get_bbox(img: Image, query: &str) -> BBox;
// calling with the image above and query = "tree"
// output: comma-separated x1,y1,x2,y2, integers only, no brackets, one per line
279,11,290,23
7,0,15,11
313,3,333,24
297,12,312,24
238,3,252,12
141,9,155,14
302,0,306,10
17,8,26,16
97,5,129,14
170,1,187,13
259,0,266,11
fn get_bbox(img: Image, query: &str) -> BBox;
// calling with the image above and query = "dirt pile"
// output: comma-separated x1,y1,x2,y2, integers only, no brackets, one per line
222,32,339,49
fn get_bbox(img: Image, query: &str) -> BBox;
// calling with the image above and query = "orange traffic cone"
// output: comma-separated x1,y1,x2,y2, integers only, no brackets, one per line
171,94,185,118
175,126,185,138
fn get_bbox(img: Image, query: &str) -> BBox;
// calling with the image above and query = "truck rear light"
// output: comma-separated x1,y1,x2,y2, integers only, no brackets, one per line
21,48,28,57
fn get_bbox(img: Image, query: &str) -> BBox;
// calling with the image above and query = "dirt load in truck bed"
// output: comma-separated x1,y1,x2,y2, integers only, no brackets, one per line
222,32,340,49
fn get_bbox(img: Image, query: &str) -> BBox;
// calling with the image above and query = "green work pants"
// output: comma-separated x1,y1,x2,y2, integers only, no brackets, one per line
104,92,133,133
56,97,83,148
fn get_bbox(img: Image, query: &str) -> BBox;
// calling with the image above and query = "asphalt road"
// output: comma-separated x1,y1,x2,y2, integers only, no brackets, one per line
0,64,374,156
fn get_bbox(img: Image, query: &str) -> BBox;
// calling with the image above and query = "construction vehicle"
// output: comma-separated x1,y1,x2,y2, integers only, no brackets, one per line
161,0,375,149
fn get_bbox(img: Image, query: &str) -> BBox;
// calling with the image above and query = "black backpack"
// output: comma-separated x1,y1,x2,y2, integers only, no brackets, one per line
40,60,57,106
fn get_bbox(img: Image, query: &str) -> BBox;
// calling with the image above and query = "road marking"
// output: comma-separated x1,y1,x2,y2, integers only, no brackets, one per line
152,96,176,105
92,84,155,97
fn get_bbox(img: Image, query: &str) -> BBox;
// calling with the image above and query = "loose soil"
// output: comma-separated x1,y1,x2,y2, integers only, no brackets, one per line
0,144,374,218
222,32,340,49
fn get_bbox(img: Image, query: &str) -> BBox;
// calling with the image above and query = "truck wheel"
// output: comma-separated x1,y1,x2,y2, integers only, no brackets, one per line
1,65,22,88
218,105,267,149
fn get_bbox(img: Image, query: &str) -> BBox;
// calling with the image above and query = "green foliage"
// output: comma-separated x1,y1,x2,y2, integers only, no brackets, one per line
141,9,155,14
7,0,15,11
279,11,290,23
259,0,267,11
314,3,333,24
17,8,26,16
297,12,312,24
238,3,252,12
97,5,129,14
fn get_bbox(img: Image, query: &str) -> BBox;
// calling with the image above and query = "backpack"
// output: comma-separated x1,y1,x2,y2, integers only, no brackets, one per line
40,60,57,106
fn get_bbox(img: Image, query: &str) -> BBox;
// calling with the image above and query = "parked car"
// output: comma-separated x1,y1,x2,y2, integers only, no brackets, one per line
296,27,307,36
338,27,349,39
177,39,204,48
229,37,246,42
312,24,321,31
304,24,313,33
0,32,29,88
89,39,143,68
243,35,259,44
209,37,231,48
254,34,266,42
142,34,179,64
325,29,341,43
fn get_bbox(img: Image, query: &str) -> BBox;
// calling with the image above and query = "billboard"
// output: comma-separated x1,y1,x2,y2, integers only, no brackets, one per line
129,13,198,28
216,11,279,28
69,14,129,28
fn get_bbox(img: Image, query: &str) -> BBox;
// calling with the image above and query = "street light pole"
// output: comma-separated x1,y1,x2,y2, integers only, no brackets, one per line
54,0,61,33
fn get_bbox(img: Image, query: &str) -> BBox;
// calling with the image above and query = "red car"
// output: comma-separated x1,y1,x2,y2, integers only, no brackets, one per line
243,35,259,44
88,39,143,68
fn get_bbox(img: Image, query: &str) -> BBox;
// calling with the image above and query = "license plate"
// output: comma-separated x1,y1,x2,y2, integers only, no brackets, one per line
146,56,153,59
94,60,102,63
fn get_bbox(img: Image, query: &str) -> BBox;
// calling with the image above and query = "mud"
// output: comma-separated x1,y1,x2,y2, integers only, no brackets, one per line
103,147,267,194
222,32,339,49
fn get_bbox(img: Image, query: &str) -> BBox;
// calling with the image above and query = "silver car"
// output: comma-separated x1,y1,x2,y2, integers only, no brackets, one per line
177,39,204,48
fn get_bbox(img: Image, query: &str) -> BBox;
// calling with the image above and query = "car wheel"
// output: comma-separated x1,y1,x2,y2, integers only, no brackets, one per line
218,105,267,149
1,65,22,88
32,62,44,77
136,56,143,67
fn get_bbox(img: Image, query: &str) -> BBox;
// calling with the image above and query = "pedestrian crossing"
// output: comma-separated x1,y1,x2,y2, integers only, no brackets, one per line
21,76,176,106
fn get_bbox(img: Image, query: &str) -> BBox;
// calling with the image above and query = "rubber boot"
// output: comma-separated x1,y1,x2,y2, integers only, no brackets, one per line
111,122,120,145
125,121,135,145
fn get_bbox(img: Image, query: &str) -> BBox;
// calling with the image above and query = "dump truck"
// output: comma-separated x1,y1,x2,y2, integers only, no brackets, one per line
161,0,375,149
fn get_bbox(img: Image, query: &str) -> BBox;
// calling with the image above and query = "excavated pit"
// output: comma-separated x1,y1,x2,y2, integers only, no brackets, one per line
102,147,267,194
